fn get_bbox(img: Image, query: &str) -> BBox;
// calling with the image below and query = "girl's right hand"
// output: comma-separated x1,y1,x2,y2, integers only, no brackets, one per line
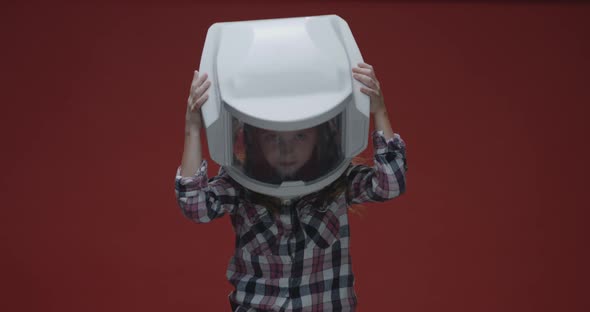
185,70,211,129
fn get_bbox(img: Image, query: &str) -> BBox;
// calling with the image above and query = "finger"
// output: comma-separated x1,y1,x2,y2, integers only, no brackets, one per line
353,73,379,89
189,91,200,110
189,70,199,90
194,80,211,99
189,80,211,105
357,62,376,77
190,71,208,92
352,67,375,79
357,62,374,70
360,86,380,97
192,93,209,110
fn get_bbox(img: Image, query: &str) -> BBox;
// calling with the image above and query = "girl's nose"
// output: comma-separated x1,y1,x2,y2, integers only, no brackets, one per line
278,137,294,154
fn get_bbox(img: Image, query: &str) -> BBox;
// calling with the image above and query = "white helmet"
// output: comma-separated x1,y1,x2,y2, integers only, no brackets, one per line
199,15,369,198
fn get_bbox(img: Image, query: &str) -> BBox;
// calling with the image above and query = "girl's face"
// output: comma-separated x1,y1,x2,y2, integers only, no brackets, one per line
257,128,318,179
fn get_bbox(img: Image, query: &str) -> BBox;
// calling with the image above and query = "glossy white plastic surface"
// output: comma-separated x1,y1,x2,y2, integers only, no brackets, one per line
198,15,369,198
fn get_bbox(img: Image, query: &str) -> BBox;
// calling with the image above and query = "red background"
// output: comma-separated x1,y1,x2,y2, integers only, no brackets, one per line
2,1,588,311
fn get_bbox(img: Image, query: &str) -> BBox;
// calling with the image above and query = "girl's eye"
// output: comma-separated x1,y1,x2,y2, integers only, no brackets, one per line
295,133,307,141
263,134,279,143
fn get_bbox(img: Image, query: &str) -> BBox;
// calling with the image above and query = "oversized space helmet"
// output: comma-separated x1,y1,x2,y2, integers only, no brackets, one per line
199,15,369,199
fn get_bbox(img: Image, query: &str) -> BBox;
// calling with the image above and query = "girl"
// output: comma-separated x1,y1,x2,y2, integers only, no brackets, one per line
175,62,408,311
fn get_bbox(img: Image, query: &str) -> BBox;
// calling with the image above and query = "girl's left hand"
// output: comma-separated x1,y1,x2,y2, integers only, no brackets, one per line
352,62,386,113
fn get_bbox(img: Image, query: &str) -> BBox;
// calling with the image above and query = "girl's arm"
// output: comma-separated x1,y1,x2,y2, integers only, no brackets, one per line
346,63,408,203
180,71,209,177
352,62,393,139
373,107,395,140
175,71,238,223
180,118,203,177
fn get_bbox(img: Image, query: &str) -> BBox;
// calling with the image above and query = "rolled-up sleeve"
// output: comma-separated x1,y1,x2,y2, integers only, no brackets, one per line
174,160,239,223
346,130,408,203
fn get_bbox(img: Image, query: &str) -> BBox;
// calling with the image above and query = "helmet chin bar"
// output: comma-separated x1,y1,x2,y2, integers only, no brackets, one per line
225,160,350,200
199,15,369,198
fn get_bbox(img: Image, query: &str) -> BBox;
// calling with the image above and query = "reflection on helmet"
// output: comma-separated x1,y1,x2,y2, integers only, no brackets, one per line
232,115,343,186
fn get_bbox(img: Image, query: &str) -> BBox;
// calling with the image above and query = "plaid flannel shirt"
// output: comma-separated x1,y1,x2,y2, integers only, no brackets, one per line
175,131,407,311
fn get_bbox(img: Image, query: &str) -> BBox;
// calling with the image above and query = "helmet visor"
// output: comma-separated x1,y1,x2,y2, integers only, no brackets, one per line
231,114,344,186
